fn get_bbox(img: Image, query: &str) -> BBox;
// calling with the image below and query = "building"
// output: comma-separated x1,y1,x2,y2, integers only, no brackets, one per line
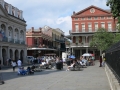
68,5,117,59
26,26,65,58
0,0,27,65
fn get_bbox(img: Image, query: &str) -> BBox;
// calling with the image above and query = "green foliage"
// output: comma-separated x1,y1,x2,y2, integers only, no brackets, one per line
90,28,114,51
113,33,120,43
106,0,120,30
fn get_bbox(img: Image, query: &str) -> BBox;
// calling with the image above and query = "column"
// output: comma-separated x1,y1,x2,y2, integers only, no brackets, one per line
18,49,20,59
0,46,3,65
7,47,9,59
12,49,15,60
85,36,88,43
80,49,82,56
86,47,88,53
72,48,73,55
6,24,9,39
24,29,26,44
39,37,43,45
23,48,27,64
13,27,15,43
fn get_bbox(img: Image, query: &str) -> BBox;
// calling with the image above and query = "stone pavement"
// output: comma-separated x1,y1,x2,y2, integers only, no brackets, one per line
0,61,110,90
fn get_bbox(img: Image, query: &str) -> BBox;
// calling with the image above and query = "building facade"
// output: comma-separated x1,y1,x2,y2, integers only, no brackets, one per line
26,26,65,58
0,0,27,65
67,5,117,59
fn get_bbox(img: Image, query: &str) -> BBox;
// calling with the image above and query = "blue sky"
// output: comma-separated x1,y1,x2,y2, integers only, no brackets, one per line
5,0,110,35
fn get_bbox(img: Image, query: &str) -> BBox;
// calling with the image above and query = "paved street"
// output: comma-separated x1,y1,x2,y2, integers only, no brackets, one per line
0,61,110,90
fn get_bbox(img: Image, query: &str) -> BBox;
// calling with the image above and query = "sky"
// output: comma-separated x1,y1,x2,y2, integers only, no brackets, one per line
5,0,110,35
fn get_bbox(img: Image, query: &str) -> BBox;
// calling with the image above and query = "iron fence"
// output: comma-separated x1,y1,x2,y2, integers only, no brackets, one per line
106,41,120,83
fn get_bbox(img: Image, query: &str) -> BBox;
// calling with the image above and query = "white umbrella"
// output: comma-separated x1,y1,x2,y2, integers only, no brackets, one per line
82,53,92,56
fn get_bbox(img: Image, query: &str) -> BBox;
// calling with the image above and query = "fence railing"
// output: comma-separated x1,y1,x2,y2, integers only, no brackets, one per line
106,41,120,83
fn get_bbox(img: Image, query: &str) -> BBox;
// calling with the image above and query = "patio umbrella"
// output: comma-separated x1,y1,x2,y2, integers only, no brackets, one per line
91,54,94,56
82,53,92,56
69,55,75,59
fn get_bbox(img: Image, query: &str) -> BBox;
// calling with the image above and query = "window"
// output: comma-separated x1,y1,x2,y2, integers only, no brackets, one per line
95,23,98,31
107,16,112,19
94,17,98,20
88,24,92,32
75,24,79,32
101,23,105,28
108,23,112,31
74,18,78,20
101,16,104,19
81,17,85,20
82,24,85,32
88,17,92,20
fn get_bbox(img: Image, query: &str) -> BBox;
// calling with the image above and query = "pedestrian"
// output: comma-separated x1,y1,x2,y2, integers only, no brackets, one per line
17,59,22,68
102,57,106,67
9,58,12,66
11,60,17,71
99,56,102,67
0,59,1,70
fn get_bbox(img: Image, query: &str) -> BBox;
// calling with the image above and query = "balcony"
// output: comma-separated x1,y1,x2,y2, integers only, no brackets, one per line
8,38,14,43
20,41,25,45
2,37,8,42
69,30,97,34
66,42,90,48
55,38,65,43
14,40,20,44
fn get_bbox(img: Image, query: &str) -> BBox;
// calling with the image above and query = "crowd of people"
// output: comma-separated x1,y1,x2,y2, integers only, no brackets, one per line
0,53,106,74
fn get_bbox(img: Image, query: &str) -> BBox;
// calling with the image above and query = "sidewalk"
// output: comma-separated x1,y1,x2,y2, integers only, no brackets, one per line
0,61,110,90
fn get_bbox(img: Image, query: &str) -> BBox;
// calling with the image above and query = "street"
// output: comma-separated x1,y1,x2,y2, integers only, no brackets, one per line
0,61,110,90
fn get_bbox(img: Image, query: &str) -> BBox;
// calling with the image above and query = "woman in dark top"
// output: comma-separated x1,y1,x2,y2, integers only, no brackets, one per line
99,56,102,67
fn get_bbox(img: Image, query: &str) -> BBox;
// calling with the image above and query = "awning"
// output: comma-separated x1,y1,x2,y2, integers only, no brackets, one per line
27,48,57,51
44,53,56,55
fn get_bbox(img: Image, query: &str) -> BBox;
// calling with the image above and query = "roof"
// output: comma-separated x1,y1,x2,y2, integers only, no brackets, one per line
71,5,111,17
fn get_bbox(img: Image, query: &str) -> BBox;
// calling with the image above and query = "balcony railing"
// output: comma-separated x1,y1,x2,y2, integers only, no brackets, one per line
9,38,14,43
14,40,20,44
21,41,25,45
2,37,8,42
66,43,90,47
55,38,65,43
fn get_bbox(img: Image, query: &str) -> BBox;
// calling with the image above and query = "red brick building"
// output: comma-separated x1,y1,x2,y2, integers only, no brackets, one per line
68,5,118,59
26,26,66,58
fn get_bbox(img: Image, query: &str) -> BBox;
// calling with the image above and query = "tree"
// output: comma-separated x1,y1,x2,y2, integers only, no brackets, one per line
113,33,120,43
106,0,120,30
90,28,114,51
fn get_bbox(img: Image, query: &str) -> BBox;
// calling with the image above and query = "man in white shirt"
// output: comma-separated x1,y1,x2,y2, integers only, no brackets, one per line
63,57,66,63
17,59,22,67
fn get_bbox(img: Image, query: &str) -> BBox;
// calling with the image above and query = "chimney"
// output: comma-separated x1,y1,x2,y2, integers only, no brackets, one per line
73,11,75,15
31,27,34,31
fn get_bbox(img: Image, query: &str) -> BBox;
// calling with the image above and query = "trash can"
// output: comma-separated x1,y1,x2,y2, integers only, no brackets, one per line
56,62,61,70
66,60,71,66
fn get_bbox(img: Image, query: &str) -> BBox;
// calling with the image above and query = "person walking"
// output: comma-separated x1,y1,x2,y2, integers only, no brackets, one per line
17,59,22,68
11,60,17,71
99,56,102,67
